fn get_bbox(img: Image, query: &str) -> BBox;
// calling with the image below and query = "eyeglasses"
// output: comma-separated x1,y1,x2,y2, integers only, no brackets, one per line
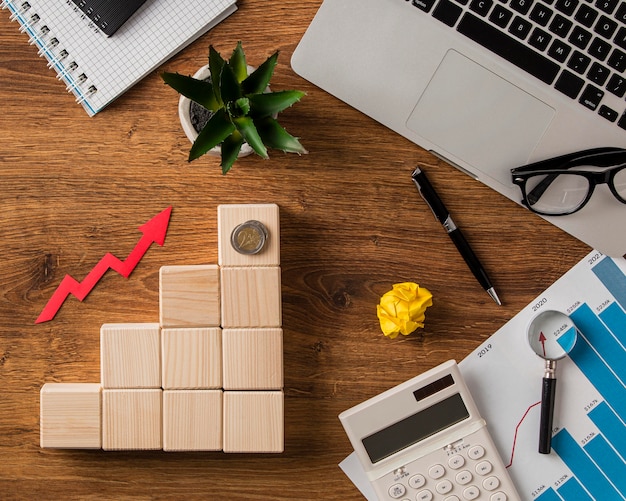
511,147,626,216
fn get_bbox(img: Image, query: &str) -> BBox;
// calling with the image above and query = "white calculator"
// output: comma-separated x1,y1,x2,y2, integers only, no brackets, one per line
339,360,520,501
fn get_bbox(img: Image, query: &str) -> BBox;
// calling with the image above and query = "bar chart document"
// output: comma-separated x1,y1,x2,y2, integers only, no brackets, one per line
460,250,626,500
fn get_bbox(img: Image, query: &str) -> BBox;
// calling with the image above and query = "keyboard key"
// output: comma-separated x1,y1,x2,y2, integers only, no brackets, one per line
598,104,618,121
555,69,585,97
530,3,554,25
594,15,617,38
588,61,610,84
608,48,626,71
606,73,626,96
615,27,626,50
457,13,560,83
596,0,618,13
510,16,533,38
555,0,579,14
529,27,553,49
549,14,573,37
511,0,535,14
569,26,592,48
412,0,438,13
548,38,572,61
433,0,463,25
470,0,494,16
616,2,626,22
579,83,604,109
617,112,626,130
589,36,612,60
490,4,514,26
568,50,592,72
574,3,598,27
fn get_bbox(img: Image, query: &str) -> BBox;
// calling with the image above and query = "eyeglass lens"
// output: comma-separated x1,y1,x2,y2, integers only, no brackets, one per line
525,167,626,215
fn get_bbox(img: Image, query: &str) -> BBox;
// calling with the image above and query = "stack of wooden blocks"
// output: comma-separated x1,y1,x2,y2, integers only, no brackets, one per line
40,204,284,453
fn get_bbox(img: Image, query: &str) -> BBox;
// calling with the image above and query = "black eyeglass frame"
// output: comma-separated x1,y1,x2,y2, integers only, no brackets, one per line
511,147,626,216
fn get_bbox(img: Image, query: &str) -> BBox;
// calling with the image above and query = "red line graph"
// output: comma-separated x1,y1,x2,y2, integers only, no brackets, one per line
35,207,172,324
506,400,541,468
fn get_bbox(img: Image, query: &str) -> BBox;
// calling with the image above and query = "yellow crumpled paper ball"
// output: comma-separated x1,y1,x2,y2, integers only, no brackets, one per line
376,282,433,339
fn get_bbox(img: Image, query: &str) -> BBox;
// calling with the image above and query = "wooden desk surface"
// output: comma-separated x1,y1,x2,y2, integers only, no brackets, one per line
0,1,591,498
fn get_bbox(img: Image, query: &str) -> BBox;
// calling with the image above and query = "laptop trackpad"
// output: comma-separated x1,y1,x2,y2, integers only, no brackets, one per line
406,50,555,186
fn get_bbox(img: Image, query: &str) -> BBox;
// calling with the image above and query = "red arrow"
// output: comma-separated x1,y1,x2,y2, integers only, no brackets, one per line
35,207,172,324
539,331,547,357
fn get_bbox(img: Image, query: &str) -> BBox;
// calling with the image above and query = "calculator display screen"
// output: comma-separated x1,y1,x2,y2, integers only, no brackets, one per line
361,393,469,464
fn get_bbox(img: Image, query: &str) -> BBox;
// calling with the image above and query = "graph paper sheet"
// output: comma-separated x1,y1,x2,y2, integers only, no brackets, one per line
340,250,626,500
460,250,626,500
3,0,237,116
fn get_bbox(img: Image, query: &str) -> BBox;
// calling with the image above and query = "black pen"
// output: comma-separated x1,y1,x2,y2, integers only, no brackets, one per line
411,167,502,306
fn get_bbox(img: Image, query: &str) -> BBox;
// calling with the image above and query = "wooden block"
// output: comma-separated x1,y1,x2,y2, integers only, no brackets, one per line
218,204,280,267
159,265,220,328
223,391,284,453
40,383,101,449
162,327,222,389
100,323,161,389
163,390,222,451
220,267,282,328
222,329,283,390
102,389,162,450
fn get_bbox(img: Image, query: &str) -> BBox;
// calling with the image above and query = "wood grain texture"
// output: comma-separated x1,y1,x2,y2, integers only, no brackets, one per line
159,265,221,328
161,327,222,389
222,328,283,390
221,266,283,327
163,390,223,452
40,383,101,449
0,0,592,497
218,204,281,266
100,323,161,389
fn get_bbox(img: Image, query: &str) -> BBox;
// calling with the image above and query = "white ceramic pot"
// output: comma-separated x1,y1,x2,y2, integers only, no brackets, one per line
178,64,254,158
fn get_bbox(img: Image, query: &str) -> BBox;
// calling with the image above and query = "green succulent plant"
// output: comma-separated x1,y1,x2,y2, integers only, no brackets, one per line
162,42,307,174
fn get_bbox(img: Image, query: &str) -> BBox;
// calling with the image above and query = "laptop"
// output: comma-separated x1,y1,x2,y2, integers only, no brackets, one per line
291,0,626,257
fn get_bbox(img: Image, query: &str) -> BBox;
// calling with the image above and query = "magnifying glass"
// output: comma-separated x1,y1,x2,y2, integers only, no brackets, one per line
527,310,579,454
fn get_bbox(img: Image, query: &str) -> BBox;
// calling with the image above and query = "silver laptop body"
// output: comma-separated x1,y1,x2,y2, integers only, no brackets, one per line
292,0,626,256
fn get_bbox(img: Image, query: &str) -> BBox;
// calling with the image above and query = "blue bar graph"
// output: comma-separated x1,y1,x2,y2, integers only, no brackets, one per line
569,303,626,384
537,487,561,501
552,429,621,499
558,477,593,500
592,257,626,309
599,302,626,347
584,434,626,494
588,401,626,460
542,257,626,501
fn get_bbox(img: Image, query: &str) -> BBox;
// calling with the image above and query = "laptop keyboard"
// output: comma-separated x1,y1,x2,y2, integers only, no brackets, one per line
407,0,626,130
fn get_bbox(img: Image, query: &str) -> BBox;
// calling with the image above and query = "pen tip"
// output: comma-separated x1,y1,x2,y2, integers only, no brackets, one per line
487,288,502,306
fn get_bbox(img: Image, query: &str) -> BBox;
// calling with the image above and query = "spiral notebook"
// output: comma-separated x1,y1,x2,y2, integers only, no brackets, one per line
1,0,237,116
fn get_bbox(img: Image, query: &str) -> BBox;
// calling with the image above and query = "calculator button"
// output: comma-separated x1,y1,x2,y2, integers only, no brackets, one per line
483,476,500,491
428,464,446,479
437,479,454,494
448,454,465,469
388,483,406,498
468,445,485,459
463,485,481,500
456,470,473,485
490,492,508,501
475,460,493,476
416,489,434,501
409,474,426,489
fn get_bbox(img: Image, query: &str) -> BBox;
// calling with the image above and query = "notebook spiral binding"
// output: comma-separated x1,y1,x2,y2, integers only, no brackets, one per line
1,0,98,105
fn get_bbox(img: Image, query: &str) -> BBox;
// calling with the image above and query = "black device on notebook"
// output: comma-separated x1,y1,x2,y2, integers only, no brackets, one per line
71,0,149,36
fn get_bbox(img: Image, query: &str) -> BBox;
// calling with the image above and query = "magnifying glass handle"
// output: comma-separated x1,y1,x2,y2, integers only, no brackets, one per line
539,363,557,454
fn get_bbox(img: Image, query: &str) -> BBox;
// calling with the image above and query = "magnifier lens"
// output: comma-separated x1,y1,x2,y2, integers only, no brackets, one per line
527,310,577,360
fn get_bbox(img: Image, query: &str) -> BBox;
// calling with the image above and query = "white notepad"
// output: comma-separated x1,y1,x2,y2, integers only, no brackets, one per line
2,0,237,116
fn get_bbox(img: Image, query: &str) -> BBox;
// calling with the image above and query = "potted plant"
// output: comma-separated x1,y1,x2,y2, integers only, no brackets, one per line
162,42,307,174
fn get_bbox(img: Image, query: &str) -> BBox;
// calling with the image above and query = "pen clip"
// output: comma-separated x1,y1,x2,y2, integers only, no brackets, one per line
411,167,440,222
